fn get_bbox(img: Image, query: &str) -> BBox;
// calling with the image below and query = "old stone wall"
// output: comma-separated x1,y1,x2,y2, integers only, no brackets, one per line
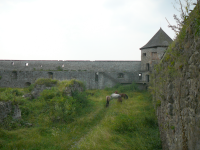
0,60,142,89
150,7,200,150
0,70,140,89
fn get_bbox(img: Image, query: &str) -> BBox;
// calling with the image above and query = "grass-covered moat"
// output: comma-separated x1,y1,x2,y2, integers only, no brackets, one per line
0,80,162,150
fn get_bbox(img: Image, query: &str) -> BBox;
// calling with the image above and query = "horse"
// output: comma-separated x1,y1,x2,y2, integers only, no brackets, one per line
114,91,128,99
106,93,122,107
119,93,128,99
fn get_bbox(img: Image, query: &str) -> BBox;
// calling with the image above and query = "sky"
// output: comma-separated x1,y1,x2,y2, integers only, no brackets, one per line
0,0,192,61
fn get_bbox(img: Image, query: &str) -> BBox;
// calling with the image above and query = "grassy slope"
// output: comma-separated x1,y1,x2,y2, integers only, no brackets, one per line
0,87,161,150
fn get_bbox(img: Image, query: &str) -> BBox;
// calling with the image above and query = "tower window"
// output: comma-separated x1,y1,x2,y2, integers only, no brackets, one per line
146,63,149,71
143,53,146,56
152,52,158,60
146,75,149,82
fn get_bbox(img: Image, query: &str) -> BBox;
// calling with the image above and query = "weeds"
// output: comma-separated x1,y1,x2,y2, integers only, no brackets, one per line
0,82,161,150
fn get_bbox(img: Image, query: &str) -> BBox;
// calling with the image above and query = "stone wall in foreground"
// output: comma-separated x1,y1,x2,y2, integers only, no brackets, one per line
150,8,200,150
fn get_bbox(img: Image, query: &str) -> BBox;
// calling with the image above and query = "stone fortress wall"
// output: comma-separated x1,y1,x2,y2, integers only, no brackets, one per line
0,60,142,89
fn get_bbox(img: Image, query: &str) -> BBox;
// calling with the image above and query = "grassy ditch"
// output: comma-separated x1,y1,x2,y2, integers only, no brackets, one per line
0,82,161,150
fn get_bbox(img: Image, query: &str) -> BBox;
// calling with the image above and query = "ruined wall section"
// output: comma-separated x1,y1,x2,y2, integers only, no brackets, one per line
150,7,200,150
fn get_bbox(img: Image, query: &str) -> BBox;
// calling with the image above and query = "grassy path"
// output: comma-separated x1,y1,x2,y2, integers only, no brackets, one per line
0,89,161,150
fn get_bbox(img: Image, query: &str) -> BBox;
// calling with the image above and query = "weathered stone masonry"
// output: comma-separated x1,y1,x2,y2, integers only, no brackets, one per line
0,61,142,89
150,7,200,150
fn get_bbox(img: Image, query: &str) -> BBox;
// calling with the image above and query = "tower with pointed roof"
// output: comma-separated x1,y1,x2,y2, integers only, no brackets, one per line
139,28,173,83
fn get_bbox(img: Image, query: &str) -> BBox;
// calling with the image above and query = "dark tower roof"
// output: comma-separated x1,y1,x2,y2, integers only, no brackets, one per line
140,28,173,50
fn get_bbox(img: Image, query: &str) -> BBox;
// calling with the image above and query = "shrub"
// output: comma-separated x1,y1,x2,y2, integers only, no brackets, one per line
35,78,58,86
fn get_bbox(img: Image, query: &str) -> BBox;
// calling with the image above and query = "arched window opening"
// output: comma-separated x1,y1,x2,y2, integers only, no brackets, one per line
12,71,17,79
48,72,53,79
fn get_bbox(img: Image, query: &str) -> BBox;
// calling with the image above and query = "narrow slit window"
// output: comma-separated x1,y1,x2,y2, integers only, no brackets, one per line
11,62,14,65
146,63,149,71
139,73,142,80
62,64,64,68
95,72,98,82
146,75,149,82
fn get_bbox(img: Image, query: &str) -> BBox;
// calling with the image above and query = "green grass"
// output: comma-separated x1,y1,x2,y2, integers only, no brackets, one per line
0,82,161,150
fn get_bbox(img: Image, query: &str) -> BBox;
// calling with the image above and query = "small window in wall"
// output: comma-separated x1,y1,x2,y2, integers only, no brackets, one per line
12,71,17,79
48,72,53,79
25,63,29,66
95,72,98,82
11,62,14,65
40,65,42,67
146,75,149,82
146,63,149,71
62,64,64,68
152,52,158,60
143,53,146,56
118,73,124,78
25,82,31,87
139,73,142,80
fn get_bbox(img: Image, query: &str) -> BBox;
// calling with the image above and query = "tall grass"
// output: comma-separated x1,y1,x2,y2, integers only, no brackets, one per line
0,82,161,150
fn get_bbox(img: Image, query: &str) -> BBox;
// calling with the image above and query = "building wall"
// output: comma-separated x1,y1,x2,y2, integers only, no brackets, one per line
0,61,142,89
140,47,166,82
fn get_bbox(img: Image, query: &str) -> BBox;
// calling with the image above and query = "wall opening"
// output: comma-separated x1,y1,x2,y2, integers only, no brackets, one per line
95,72,98,82
25,82,31,87
62,64,64,68
143,53,146,56
146,75,149,82
11,62,14,65
25,63,29,66
146,63,149,71
12,71,17,79
139,73,142,80
152,52,158,60
48,72,53,79
40,65,42,67
118,73,124,78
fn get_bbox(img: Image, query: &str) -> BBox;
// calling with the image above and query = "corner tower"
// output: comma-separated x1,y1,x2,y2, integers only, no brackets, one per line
139,28,173,82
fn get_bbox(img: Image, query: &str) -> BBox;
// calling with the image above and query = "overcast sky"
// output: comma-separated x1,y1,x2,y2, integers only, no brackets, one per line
0,0,191,61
